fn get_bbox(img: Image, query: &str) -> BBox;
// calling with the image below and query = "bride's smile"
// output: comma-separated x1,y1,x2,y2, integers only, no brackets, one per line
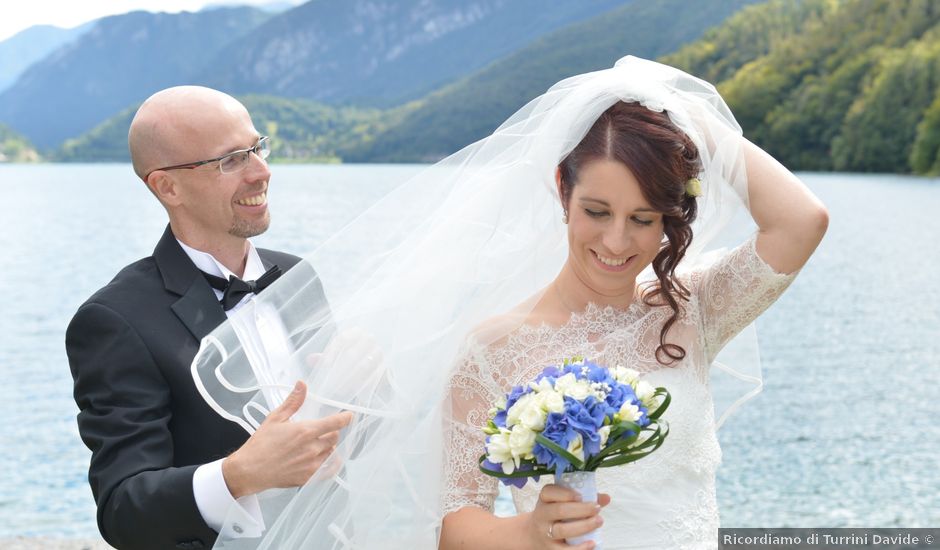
559,159,664,305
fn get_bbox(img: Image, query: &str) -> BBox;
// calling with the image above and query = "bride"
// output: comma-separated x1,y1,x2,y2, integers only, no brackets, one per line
192,57,827,549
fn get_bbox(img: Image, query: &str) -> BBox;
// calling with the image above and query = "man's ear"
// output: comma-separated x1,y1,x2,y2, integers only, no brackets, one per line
146,171,182,207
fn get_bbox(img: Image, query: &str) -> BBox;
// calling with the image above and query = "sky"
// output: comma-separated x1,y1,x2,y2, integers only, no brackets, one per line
0,0,303,41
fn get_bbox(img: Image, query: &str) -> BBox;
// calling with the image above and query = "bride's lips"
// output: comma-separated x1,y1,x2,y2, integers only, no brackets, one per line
592,250,636,272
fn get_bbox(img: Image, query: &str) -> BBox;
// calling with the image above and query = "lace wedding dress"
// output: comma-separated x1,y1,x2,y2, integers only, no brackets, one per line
443,235,797,549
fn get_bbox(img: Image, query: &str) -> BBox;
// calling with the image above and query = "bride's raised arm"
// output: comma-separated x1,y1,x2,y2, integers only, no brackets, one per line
744,138,829,275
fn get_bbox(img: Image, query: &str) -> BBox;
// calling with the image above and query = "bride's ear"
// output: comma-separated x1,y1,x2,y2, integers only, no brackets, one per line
554,166,563,202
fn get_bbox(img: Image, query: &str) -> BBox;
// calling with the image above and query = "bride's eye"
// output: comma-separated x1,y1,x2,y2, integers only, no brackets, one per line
585,209,608,218
631,216,654,226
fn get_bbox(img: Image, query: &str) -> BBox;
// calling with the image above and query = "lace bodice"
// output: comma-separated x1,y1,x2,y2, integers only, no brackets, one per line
443,235,797,549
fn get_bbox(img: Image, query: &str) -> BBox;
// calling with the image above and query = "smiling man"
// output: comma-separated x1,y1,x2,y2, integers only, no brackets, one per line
66,86,351,549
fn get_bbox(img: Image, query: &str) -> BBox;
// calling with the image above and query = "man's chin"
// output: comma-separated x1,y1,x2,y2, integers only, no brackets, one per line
230,216,270,239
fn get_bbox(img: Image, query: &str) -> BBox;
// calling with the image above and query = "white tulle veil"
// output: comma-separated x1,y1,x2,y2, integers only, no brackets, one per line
191,56,759,549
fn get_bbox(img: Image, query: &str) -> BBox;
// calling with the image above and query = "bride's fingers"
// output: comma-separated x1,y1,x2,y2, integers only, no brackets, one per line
539,484,582,503
597,492,611,507
544,501,602,523
550,514,604,541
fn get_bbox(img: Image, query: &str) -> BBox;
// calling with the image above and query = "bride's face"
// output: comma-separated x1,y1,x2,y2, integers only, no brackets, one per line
564,159,664,299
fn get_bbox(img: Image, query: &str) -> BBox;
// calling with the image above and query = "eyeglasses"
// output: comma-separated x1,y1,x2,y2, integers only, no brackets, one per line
149,136,270,177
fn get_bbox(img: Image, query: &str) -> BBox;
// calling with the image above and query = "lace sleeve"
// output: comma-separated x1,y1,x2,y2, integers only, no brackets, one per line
692,233,798,364
441,343,501,515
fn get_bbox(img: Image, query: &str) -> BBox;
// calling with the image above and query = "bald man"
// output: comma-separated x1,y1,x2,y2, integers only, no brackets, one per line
66,87,351,549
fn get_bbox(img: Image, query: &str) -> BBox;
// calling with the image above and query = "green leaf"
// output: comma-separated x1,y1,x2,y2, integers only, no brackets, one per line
647,389,671,421
534,434,585,470
477,455,554,479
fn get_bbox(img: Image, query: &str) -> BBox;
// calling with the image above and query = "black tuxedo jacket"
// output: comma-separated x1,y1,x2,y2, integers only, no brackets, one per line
66,226,306,549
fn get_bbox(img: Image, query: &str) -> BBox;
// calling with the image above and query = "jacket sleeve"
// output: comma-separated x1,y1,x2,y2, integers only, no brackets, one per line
67,301,217,550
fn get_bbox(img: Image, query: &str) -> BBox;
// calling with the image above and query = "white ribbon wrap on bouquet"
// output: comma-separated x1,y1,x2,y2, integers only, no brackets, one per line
555,471,603,548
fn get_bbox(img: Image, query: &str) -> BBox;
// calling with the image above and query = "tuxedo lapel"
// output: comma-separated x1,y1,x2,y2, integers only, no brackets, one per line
258,249,277,271
152,225,227,341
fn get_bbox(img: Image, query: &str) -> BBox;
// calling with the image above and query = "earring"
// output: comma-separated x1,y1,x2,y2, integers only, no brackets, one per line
562,211,569,224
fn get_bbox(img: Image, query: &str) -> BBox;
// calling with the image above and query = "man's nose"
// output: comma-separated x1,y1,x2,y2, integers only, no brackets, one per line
245,149,271,181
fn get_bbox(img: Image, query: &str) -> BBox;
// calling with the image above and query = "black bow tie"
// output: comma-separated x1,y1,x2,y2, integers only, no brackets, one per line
202,265,282,311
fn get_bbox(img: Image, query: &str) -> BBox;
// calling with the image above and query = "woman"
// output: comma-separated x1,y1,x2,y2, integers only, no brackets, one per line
439,96,827,548
192,57,827,549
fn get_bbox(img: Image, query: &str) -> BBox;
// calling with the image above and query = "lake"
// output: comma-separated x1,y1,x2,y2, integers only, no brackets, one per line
0,164,937,537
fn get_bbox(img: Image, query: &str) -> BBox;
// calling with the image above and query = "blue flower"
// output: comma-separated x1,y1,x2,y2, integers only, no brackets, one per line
481,458,502,474
532,411,577,473
561,362,582,378
584,361,614,385
535,365,562,385
493,409,508,428
636,404,651,427
497,461,540,488
565,396,607,456
604,382,636,416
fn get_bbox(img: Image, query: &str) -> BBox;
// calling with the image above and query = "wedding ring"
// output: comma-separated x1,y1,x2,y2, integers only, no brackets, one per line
547,522,554,539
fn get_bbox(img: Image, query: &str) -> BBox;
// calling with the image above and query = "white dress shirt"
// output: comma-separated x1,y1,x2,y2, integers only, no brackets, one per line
178,239,266,536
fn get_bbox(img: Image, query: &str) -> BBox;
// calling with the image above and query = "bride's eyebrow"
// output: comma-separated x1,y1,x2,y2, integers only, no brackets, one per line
579,197,610,207
579,197,657,212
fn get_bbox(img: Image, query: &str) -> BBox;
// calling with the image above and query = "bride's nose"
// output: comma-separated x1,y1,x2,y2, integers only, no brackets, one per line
601,221,632,256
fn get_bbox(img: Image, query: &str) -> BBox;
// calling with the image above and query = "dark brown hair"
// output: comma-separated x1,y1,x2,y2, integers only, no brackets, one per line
558,101,700,365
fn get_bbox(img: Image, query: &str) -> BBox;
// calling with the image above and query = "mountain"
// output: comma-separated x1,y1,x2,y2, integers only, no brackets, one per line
0,22,94,92
54,96,415,163
203,0,628,106
54,0,762,163
0,7,272,150
202,0,302,13
662,0,940,173
344,0,763,162
0,123,40,162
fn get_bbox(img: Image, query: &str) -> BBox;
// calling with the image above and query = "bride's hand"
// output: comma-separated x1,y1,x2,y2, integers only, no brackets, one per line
527,484,610,549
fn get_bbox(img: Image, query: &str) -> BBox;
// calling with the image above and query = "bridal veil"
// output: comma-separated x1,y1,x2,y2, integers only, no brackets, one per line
191,56,759,549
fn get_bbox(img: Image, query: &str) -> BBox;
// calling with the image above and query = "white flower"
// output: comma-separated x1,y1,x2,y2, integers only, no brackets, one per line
555,373,592,401
612,366,640,386
635,380,656,406
519,394,548,432
509,424,537,460
599,425,611,448
567,433,585,463
531,378,554,393
485,429,514,474
619,402,643,423
553,372,577,393
506,393,536,427
539,389,566,414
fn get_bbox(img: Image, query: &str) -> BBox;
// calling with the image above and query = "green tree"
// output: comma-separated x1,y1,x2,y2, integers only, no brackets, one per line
0,123,41,162
832,36,940,172
910,91,940,173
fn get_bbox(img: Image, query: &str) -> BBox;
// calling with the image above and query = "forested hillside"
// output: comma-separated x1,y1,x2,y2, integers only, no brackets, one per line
346,0,761,161
664,0,940,173
0,124,40,162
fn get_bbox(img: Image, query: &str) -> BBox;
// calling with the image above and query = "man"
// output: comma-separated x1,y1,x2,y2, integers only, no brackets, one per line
66,86,351,549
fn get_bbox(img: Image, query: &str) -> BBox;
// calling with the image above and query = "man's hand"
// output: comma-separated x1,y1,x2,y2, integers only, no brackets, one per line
222,381,353,498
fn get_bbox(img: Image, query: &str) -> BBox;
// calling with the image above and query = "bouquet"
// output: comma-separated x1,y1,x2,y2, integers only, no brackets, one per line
479,358,670,547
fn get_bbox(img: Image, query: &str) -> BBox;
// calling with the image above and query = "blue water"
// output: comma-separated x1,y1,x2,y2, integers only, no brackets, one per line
0,165,936,536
